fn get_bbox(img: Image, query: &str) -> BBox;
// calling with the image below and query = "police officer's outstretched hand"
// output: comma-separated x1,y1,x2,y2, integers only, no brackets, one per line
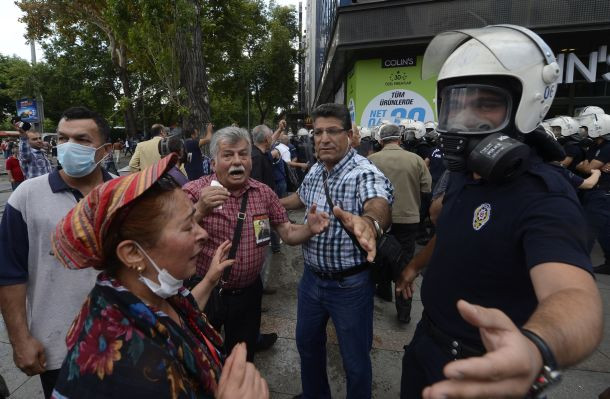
395,264,418,300
332,206,377,262
422,300,542,399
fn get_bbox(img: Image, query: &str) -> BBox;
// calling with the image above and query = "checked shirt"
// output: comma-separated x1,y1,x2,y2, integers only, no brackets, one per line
183,174,288,289
18,137,53,179
298,148,393,273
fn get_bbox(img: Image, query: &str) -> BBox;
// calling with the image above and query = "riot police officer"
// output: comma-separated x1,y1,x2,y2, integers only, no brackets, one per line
546,116,589,174
576,113,610,274
396,25,602,399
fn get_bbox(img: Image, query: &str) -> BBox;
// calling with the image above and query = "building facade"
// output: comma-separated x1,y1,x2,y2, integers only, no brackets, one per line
303,0,610,125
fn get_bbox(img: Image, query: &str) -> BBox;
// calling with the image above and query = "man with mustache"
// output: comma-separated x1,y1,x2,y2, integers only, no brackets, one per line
281,103,394,399
183,126,330,361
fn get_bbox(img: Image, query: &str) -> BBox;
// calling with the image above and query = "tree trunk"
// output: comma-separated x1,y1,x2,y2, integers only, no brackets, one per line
118,64,137,137
88,14,137,138
176,0,211,132
254,87,268,124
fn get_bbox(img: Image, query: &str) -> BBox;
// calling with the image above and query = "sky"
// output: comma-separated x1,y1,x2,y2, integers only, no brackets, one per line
0,0,302,62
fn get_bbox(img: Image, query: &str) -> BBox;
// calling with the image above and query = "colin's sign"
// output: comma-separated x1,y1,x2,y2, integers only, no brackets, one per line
382,56,417,69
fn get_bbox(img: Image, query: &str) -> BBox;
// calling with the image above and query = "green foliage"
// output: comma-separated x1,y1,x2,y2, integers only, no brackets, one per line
11,0,300,132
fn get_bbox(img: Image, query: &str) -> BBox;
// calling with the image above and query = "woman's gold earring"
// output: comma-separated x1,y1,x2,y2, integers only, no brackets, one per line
137,265,144,272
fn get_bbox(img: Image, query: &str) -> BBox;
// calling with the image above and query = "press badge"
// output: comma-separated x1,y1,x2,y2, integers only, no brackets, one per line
253,214,271,246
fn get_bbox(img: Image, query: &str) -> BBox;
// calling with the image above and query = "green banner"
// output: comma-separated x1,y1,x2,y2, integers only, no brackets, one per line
347,57,437,128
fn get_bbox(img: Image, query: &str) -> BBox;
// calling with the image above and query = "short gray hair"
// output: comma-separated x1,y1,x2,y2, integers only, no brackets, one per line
252,124,272,144
379,124,401,141
210,126,252,159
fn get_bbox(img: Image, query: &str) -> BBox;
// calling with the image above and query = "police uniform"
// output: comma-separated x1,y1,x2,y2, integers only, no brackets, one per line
400,153,592,398
562,141,587,175
581,140,610,266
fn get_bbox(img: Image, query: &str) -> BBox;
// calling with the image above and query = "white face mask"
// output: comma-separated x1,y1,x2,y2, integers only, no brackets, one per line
134,242,183,299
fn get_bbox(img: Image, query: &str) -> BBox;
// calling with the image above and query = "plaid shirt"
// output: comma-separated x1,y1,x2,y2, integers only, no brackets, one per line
18,137,53,179
298,148,393,272
183,174,288,289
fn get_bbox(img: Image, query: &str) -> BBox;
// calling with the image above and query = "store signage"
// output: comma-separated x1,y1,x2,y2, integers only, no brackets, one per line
557,45,610,84
347,56,436,128
381,56,417,68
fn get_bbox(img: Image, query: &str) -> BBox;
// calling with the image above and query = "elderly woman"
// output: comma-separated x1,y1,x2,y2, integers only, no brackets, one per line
50,154,268,398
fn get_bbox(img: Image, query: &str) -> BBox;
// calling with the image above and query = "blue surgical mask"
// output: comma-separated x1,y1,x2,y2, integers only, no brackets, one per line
57,142,107,177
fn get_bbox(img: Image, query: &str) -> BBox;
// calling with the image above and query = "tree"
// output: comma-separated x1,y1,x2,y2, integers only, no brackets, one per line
0,56,36,125
246,4,300,124
38,27,118,125
17,0,138,136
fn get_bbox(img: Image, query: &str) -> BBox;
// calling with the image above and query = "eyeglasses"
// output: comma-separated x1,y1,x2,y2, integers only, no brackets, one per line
313,127,346,137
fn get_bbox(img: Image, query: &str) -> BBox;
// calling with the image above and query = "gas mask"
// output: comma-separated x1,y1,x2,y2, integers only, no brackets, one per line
437,83,530,182
439,133,530,182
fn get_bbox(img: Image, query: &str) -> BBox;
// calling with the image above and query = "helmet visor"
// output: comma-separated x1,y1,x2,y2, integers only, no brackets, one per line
438,84,512,134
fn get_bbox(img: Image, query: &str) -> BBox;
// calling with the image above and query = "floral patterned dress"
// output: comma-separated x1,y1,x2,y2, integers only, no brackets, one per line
51,273,224,399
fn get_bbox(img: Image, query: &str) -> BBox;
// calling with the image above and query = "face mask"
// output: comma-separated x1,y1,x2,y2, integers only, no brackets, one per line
440,132,530,182
57,142,107,177
134,242,183,299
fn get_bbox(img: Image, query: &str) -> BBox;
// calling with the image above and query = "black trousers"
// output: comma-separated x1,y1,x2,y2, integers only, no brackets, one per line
39,369,61,399
205,277,263,362
401,321,451,399
376,223,418,317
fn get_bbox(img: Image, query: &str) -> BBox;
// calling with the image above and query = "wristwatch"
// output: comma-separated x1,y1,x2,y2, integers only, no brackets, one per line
521,328,562,398
362,215,383,238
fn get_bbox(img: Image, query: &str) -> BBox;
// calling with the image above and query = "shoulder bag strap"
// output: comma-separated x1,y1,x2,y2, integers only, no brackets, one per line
322,171,368,257
221,190,249,284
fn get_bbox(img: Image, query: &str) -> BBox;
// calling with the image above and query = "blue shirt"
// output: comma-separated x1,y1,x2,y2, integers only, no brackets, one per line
184,138,204,181
298,149,393,272
18,136,53,179
421,155,592,345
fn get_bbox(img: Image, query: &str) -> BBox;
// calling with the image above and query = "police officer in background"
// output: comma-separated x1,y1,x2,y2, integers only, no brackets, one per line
547,116,589,174
396,25,603,399
576,113,610,274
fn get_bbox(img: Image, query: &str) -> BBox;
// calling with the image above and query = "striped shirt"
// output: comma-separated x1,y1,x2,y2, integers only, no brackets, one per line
298,148,393,272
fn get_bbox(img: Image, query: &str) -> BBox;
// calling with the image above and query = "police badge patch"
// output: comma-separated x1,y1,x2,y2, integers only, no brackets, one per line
472,203,491,231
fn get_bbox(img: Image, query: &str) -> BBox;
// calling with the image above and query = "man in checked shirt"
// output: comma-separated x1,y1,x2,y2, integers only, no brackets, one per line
13,122,53,179
281,103,394,399
183,126,330,362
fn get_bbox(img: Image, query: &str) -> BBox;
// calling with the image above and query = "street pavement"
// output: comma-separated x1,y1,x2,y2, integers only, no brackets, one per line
0,156,608,398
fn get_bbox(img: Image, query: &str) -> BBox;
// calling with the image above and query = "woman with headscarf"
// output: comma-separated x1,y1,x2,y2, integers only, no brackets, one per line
50,154,268,398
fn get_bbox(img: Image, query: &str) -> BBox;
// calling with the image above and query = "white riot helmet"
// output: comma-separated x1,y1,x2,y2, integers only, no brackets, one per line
539,122,556,140
545,116,579,138
424,121,437,133
574,106,605,118
587,114,610,138
360,127,372,139
578,114,602,138
297,128,309,137
401,119,427,139
423,25,560,135
423,120,439,141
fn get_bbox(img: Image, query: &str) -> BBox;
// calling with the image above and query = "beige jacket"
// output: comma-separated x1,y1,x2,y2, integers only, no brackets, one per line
129,136,163,172
368,143,432,224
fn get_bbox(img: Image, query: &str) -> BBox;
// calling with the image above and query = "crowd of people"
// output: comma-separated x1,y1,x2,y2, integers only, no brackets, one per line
0,24,607,399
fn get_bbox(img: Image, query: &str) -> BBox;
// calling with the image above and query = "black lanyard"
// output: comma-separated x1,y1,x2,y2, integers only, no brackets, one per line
321,171,367,258
220,191,249,285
